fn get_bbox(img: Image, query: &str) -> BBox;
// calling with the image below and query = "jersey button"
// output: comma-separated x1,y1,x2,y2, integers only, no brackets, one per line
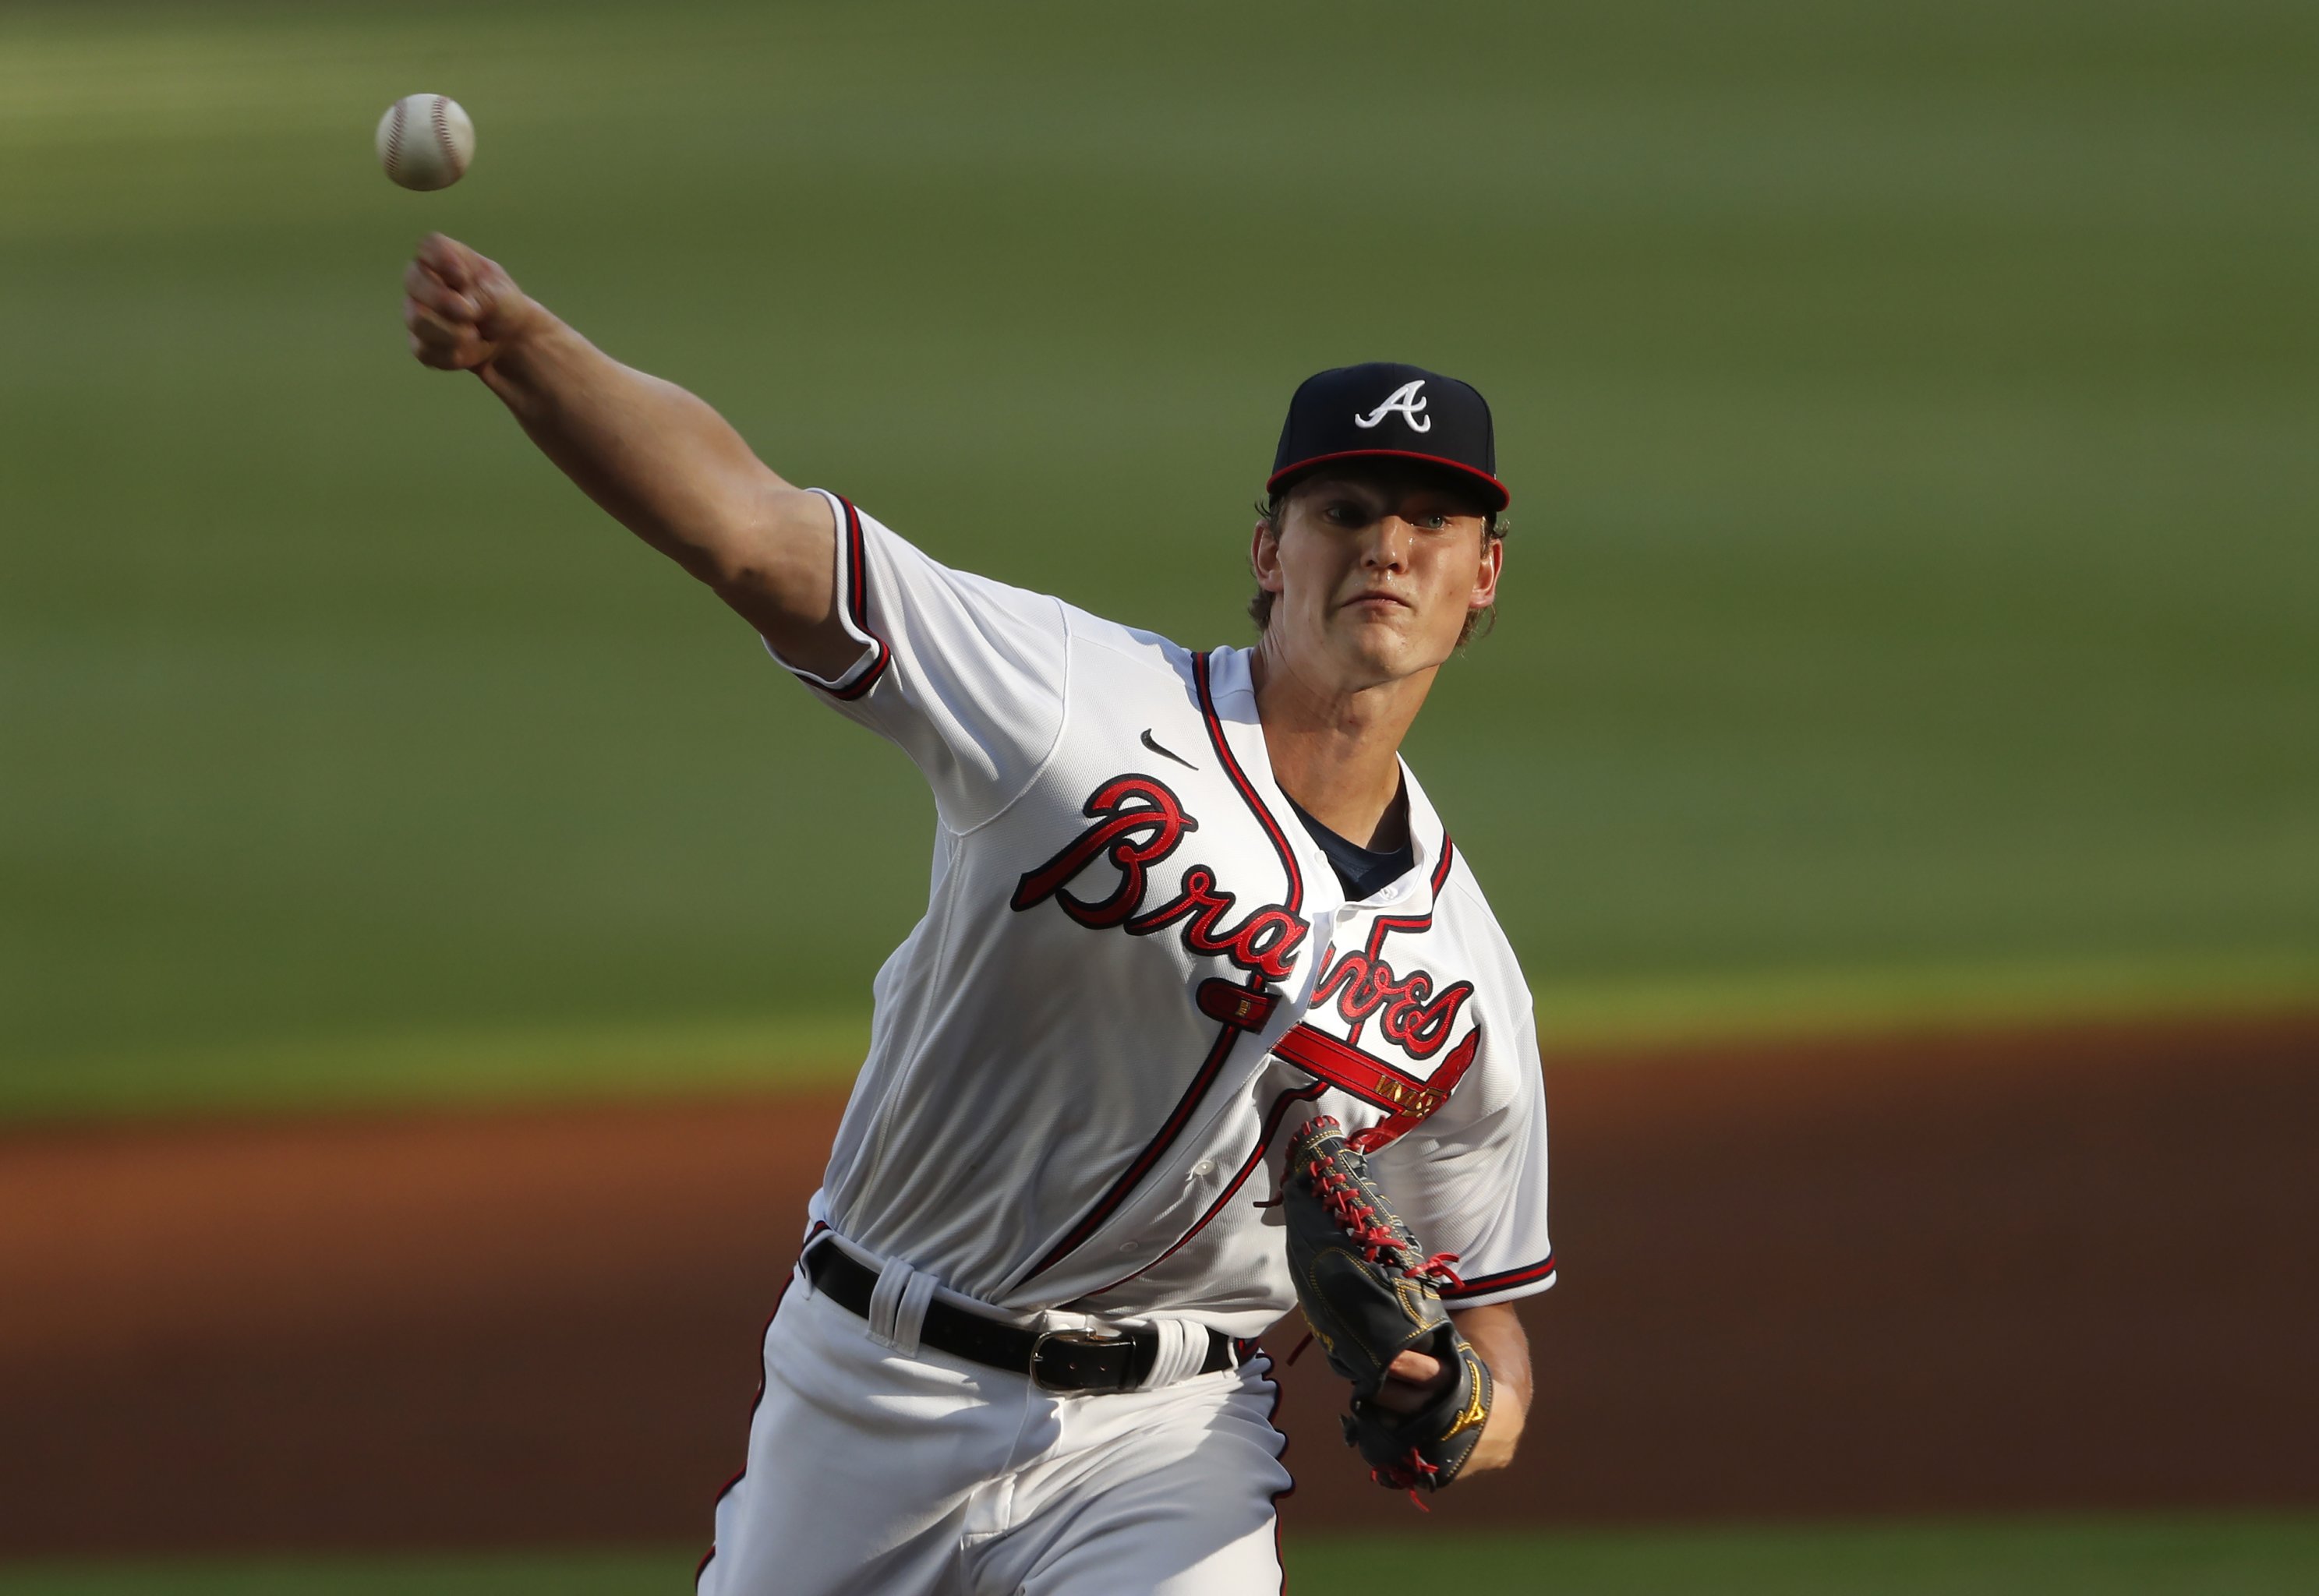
1191,1159,1216,1177
1118,1241,1140,1253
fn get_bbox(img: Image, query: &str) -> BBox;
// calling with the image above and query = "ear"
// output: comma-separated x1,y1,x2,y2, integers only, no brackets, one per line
1469,533,1504,612
1250,518,1286,595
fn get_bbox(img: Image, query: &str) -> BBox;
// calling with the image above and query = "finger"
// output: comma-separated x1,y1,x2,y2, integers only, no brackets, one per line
402,297,465,341
1366,1382,1423,1414
410,330,458,368
402,259,477,321
419,231,474,292
403,301,478,367
410,329,472,370
1384,1349,1444,1386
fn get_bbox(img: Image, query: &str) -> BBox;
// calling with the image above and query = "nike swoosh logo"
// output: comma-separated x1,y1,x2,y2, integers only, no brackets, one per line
1140,729,1198,770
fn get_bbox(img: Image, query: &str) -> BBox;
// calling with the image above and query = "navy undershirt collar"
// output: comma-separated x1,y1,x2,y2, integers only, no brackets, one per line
1284,794,1416,903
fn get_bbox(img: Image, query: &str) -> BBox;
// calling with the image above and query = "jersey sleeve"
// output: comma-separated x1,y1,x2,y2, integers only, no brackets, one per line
1366,976,1555,1310
768,489,1069,832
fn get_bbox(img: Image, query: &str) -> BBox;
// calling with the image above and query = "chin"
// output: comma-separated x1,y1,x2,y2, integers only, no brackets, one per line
1330,631,1441,687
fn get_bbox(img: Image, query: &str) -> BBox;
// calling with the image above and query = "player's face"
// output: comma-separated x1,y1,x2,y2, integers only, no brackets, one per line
1253,471,1503,691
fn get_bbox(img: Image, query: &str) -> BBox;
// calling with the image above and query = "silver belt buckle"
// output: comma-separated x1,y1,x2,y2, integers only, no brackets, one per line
1029,1327,1133,1393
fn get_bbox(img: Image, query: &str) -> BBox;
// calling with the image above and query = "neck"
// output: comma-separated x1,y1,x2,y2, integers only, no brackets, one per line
1250,635,1435,849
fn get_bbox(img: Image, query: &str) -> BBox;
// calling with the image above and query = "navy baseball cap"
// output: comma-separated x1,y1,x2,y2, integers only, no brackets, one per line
1267,362,1508,510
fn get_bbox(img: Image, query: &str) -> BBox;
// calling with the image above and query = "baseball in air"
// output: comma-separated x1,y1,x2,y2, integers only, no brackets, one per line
375,94,475,191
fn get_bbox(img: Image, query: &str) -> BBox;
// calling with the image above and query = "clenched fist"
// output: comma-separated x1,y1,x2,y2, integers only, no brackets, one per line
401,233,541,372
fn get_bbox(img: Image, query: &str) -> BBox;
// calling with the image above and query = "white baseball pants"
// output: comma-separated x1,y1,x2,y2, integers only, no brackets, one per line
696,1269,1293,1596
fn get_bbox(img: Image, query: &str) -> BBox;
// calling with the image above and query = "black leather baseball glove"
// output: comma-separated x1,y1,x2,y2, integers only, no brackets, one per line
1283,1115,1493,1497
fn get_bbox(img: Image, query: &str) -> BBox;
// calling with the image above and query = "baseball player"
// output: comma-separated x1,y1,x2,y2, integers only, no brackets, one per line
402,232,1554,1595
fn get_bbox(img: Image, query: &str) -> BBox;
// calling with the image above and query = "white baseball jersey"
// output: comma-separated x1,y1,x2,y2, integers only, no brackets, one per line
772,490,1555,1341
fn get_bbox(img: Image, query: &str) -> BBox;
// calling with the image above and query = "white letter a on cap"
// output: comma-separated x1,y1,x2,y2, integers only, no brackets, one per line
1352,380,1431,433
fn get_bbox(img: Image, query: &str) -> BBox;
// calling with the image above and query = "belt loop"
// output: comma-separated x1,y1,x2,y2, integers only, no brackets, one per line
891,1270,937,1358
1137,1318,1208,1390
866,1255,920,1351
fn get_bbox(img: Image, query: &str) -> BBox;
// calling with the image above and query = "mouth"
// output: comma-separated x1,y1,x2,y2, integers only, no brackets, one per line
1338,588,1412,614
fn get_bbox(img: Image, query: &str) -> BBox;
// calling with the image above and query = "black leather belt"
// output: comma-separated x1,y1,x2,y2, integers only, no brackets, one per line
804,1238,1242,1394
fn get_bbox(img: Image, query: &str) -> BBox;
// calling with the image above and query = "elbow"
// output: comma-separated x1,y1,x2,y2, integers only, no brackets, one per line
696,489,832,609
701,490,853,667
702,553,818,645
695,545,770,600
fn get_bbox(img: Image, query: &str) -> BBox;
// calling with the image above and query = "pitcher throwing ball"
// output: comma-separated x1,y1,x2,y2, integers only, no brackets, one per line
402,232,1554,1595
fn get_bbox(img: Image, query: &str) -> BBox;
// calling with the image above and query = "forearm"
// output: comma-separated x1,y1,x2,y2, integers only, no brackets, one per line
476,312,797,591
1451,1303,1532,1474
405,234,851,670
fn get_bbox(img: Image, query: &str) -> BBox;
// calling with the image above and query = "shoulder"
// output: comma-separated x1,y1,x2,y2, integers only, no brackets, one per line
1057,599,1203,682
848,500,1062,620
834,495,1203,674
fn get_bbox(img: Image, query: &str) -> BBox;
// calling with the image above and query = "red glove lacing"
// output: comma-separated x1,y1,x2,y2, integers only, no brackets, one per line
1302,1146,1465,1289
1299,1120,1470,1509
1373,1446,1443,1509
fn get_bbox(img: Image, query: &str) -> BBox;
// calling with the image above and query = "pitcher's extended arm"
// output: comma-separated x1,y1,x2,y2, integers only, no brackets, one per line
401,232,854,676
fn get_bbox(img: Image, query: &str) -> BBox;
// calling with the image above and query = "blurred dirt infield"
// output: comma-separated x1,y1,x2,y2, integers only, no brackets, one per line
2,1013,2314,1557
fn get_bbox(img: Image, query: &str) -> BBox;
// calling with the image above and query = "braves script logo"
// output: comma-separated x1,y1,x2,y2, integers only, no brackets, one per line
1351,379,1431,433
1309,945,1473,1061
1011,774,1309,985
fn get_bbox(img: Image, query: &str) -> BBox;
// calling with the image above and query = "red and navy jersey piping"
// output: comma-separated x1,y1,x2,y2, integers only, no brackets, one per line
1437,1252,1557,1301
1194,651,1303,916
818,495,892,701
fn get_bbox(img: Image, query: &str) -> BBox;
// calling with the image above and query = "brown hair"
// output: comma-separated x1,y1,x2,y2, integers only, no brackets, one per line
1248,480,1506,646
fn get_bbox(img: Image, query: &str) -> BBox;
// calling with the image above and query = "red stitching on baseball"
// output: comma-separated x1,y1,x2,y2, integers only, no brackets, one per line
385,99,405,175
430,95,456,175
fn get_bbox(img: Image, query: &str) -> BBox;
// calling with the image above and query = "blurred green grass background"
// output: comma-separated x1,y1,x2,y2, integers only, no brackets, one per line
4,0,2315,1117
6,1519,2318,1595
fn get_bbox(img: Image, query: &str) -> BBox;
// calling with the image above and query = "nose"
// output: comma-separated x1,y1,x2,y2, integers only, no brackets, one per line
1362,516,1416,570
